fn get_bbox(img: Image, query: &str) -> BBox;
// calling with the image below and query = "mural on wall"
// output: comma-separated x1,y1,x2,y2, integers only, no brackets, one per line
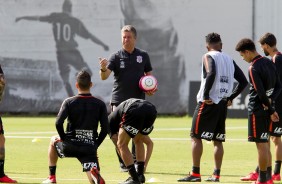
120,0,186,114
0,0,253,115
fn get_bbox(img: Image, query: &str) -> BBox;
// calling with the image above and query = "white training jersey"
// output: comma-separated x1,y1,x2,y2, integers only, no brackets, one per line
197,50,235,104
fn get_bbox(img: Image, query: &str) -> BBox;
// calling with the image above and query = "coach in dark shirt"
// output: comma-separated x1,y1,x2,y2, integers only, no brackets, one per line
99,25,156,172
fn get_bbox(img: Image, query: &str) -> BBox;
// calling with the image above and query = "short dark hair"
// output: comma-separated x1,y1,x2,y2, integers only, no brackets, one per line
235,38,256,52
76,70,91,90
206,32,221,44
259,33,277,47
62,0,72,13
121,25,137,38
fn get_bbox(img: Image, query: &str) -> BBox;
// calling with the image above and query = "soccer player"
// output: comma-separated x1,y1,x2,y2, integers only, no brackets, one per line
240,33,282,182
108,98,157,184
178,33,248,182
0,65,17,183
42,70,108,184
235,38,281,184
99,25,156,172
15,0,109,97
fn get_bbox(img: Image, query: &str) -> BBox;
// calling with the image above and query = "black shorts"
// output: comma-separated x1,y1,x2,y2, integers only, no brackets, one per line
0,117,4,135
190,100,227,142
54,140,99,172
121,102,156,138
269,112,282,137
248,112,270,143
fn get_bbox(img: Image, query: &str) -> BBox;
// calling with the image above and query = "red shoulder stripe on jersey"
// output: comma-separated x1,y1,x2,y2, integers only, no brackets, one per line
195,103,205,134
78,96,94,98
249,56,263,91
204,54,210,72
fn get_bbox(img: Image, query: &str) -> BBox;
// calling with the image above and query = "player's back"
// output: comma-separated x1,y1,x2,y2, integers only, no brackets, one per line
248,57,277,112
64,94,108,144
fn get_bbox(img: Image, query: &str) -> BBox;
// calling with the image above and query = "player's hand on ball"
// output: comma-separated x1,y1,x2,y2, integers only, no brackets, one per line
146,88,157,96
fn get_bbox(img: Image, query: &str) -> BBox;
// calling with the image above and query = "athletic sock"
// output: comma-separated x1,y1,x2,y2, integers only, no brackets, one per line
136,162,145,175
192,166,200,175
49,166,56,176
266,166,272,181
0,160,4,177
127,164,139,181
255,166,259,173
274,161,281,175
259,170,267,183
213,168,221,177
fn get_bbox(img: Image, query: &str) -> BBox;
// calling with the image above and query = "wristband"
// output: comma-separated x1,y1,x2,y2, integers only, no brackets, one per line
100,68,107,72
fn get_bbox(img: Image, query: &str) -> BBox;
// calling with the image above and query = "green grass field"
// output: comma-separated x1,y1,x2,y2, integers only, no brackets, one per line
0,116,276,184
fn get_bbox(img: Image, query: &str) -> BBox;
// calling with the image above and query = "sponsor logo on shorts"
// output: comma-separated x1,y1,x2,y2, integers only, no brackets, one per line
83,162,97,170
124,125,139,135
260,133,269,140
201,132,213,139
142,126,153,134
274,127,282,134
215,133,225,140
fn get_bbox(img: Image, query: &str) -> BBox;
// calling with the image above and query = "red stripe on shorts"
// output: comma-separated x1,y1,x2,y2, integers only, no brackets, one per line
252,114,257,138
195,103,205,134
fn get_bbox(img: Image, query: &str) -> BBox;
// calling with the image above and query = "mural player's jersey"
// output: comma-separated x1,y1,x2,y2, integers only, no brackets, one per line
39,12,91,51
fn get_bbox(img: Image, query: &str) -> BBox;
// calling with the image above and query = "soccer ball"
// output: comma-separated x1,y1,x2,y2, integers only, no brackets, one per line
139,75,158,92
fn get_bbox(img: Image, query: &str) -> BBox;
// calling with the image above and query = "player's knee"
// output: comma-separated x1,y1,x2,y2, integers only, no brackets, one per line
50,135,60,146
272,136,282,145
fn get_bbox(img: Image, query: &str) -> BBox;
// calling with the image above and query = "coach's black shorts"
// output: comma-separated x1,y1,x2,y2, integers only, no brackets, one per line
0,117,4,135
121,102,156,138
54,140,99,171
248,112,270,143
190,100,227,142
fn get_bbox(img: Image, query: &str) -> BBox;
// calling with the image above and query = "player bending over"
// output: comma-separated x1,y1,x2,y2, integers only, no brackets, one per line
108,98,157,184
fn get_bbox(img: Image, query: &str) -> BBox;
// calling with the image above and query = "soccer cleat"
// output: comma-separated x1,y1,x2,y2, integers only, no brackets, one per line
119,177,141,184
251,179,273,184
0,175,17,183
42,175,56,184
138,174,145,183
272,173,281,181
251,181,267,184
120,163,129,172
240,171,258,181
177,172,201,182
90,167,105,184
205,175,220,182
266,179,274,184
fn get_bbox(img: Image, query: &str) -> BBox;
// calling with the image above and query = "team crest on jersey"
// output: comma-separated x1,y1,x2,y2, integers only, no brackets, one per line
120,61,125,68
136,56,143,63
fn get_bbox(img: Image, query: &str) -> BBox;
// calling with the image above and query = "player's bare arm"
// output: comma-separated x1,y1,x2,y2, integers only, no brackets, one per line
99,57,111,80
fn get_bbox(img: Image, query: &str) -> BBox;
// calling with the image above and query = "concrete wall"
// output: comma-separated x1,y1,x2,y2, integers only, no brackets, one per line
0,0,255,115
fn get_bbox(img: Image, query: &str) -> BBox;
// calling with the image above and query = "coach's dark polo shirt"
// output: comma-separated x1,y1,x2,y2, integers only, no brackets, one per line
107,48,152,105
